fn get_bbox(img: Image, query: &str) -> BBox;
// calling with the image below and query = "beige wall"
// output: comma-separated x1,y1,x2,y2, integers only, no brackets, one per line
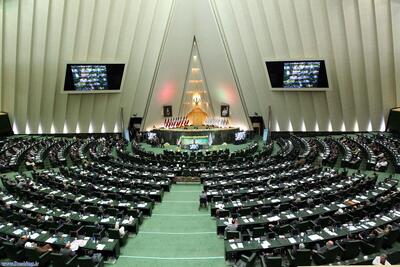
0,0,399,133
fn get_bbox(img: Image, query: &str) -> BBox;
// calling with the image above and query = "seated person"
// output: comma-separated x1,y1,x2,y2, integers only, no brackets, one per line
225,218,239,233
372,254,391,265
15,235,28,248
290,243,306,256
25,240,53,253
313,240,334,255
60,243,76,257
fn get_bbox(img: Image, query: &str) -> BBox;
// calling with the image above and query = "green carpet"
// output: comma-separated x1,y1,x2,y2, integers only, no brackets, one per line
139,139,262,154
110,184,225,267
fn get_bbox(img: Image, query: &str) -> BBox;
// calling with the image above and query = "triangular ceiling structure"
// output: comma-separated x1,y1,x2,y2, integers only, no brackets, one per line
141,0,251,131
178,37,214,118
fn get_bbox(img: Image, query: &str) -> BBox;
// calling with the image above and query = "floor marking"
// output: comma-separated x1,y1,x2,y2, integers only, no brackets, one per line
140,231,215,235
170,191,201,194
152,213,209,216
163,200,197,203
120,256,224,260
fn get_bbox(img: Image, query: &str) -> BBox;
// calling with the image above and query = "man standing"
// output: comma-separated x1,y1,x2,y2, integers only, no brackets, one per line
199,191,207,209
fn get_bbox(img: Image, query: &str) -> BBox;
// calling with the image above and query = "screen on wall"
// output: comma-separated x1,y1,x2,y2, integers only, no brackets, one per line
63,63,125,93
266,60,328,90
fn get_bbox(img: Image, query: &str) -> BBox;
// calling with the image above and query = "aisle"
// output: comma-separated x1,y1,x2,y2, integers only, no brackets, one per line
112,184,225,267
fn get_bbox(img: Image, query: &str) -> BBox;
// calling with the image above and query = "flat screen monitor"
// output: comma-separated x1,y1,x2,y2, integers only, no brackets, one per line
235,131,246,141
63,63,126,93
265,60,329,91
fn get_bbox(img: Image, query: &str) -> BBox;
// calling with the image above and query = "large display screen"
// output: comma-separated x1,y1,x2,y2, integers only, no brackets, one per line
63,63,125,93
266,60,329,90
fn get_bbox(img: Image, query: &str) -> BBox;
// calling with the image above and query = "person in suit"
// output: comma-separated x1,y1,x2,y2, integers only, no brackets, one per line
15,235,28,248
290,243,306,256
313,240,334,255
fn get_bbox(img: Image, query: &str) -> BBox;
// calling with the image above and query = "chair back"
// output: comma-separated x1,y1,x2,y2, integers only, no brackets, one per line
226,231,241,240
77,256,95,267
325,245,341,262
341,240,360,260
3,242,22,260
107,228,120,239
24,247,40,261
50,253,69,267
266,256,282,267
386,229,400,247
296,221,312,233
294,249,312,266
252,227,265,238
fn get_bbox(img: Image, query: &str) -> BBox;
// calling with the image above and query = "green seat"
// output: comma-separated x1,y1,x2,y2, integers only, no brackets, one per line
3,242,25,261
50,253,78,267
77,255,104,267
24,247,51,266
107,228,128,246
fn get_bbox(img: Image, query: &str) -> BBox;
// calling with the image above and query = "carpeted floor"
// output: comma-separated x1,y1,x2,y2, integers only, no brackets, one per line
109,184,226,267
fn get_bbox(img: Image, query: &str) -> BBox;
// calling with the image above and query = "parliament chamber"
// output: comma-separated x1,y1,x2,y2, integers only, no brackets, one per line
0,133,398,266
4,0,400,266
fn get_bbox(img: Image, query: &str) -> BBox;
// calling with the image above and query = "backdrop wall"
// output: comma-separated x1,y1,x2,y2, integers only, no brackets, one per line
0,0,399,133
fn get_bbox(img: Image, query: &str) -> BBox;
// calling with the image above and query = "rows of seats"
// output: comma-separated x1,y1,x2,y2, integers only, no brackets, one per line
199,133,400,267
0,134,164,266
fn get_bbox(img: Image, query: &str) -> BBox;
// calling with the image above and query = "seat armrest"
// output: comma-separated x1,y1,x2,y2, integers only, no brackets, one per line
288,249,294,261
361,240,374,248
260,254,267,267
246,229,252,237
75,225,84,235
334,241,345,252
39,251,51,260
312,252,326,265
97,255,105,267
66,254,79,266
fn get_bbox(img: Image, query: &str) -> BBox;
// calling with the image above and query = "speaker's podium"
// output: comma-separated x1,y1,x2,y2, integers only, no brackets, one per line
0,112,13,136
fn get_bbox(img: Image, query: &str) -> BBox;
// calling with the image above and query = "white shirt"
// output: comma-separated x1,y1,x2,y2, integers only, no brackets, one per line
372,256,391,265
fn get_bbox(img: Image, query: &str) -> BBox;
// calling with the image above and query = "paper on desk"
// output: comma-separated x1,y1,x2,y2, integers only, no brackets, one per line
323,229,337,236
249,218,255,222
13,229,23,235
261,241,270,248
288,237,297,244
267,216,280,222
286,214,296,219
308,234,323,241
45,237,57,243
348,225,357,231
230,243,238,250
96,244,105,250
237,243,244,248
30,233,40,239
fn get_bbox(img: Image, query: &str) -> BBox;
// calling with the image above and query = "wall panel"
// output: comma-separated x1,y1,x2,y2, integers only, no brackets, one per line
1,0,398,133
